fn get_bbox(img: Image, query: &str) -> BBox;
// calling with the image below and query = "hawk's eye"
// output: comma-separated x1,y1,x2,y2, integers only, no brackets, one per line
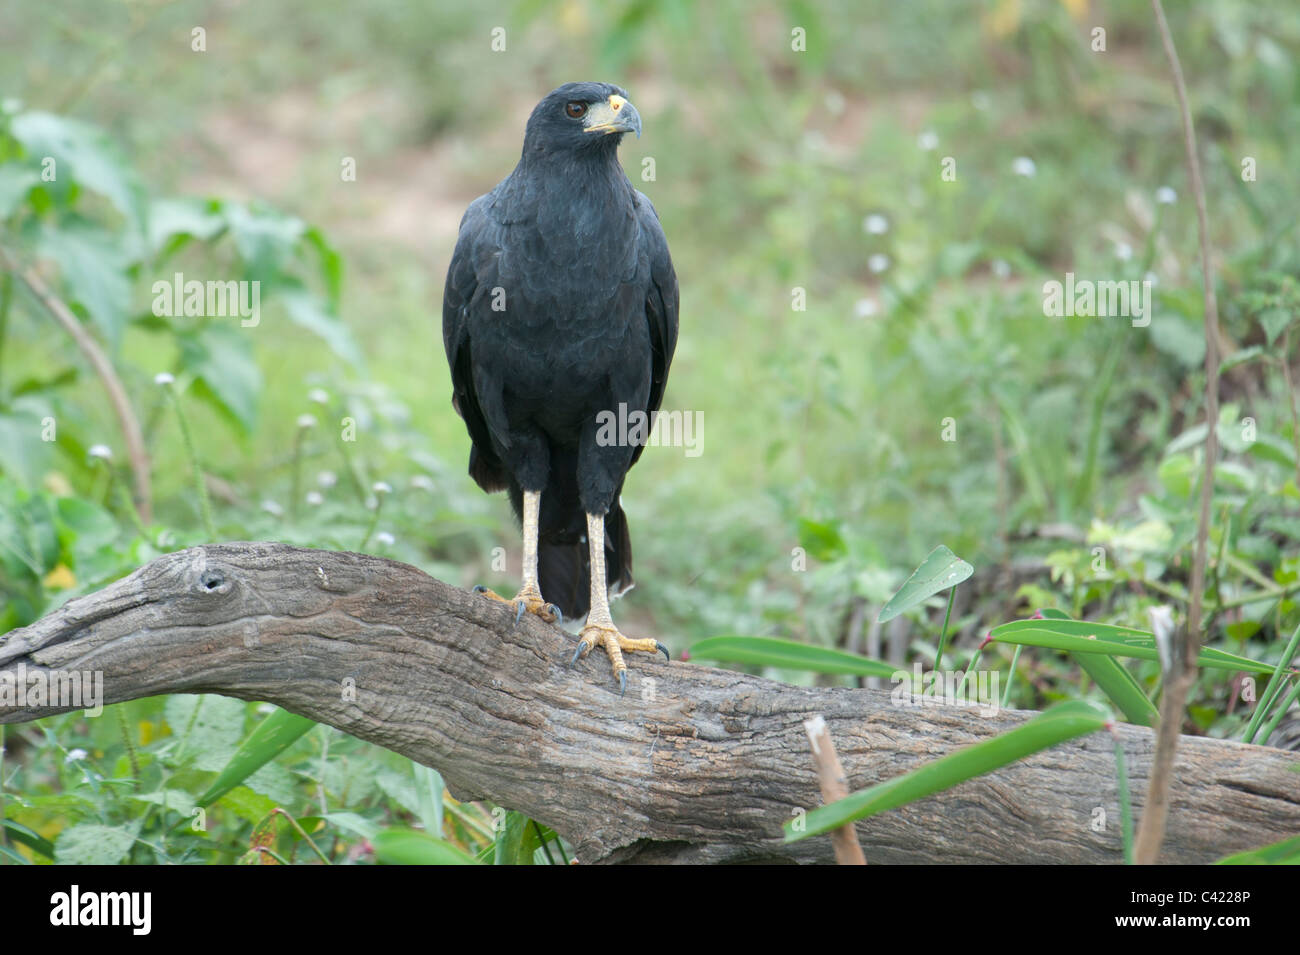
565,101,587,119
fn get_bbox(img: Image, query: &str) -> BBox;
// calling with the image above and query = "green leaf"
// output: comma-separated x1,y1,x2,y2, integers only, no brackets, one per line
878,545,973,623
280,287,363,367
10,111,145,226
689,636,897,678
1217,833,1300,865
222,201,305,278
1071,653,1158,726
216,785,279,825
1042,604,1156,725
55,821,141,864
2,819,55,859
163,693,247,771
1150,311,1206,368
37,222,132,348
320,812,380,842
179,323,262,434
1218,346,1266,374
990,619,1275,673
371,827,479,865
196,707,315,807
147,197,226,255
1259,307,1294,347
0,162,39,217
493,809,531,865
786,700,1111,841
796,517,846,562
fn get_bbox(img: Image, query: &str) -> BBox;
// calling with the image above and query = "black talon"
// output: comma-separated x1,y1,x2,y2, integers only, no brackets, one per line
570,644,584,667
656,641,669,661
619,671,627,697
472,584,488,594
514,602,525,625
547,604,563,624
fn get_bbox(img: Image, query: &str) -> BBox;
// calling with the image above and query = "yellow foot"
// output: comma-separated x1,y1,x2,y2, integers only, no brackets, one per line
472,582,560,624
571,622,669,694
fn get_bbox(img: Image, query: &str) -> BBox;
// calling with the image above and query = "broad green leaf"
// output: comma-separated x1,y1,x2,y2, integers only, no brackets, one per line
0,162,39,217
10,111,145,226
493,809,531,865
1259,307,1294,347
179,323,262,434
990,619,1275,673
147,196,226,254
164,693,248,772
223,201,305,278
196,707,315,807
371,827,478,865
785,700,1111,842
37,222,132,348
280,287,363,367
1217,833,1300,865
689,636,896,678
797,518,847,562
55,821,141,864
320,812,380,842
877,545,973,623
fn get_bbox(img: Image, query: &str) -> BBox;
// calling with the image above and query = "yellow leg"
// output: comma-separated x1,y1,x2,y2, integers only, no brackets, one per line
474,489,559,623
571,510,668,693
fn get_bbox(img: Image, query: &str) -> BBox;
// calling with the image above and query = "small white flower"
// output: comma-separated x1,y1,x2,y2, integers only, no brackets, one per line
88,444,112,461
802,131,827,152
410,475,435,492
824,90,846,115
1115,242,1133,261
1011,156,1037,178
371,481,392,496
991,259,1011,279
296,414,317,430
261,500,284,517
306,491,324,506
863,214,889,235
307,388,330,405
1155,186,1176,205
317,471,338,489
65,748,88,763
868,253,891,274
917,130,939,152
971,91,991,111
375,531,395,547
154,372,175,387
1144,270,1159,287
853,298,879,318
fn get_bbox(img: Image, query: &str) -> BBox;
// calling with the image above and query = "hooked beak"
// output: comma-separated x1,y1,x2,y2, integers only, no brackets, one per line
584,93,642,139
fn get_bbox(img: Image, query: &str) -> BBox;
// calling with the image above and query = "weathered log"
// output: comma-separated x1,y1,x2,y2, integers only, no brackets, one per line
2,542,1296,864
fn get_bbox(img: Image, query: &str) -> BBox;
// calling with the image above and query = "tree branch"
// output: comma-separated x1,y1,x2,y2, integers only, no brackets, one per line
2,543,1295,864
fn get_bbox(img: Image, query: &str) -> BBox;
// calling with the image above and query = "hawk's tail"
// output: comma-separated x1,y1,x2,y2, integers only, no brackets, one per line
537,501,634,622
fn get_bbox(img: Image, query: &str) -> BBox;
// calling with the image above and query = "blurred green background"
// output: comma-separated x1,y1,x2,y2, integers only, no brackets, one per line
1,0,1298,863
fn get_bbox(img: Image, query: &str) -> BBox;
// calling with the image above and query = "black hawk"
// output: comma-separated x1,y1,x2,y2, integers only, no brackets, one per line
442,82,679,691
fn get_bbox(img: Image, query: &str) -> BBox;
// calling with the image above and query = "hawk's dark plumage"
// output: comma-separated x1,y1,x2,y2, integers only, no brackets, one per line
442,82,678,622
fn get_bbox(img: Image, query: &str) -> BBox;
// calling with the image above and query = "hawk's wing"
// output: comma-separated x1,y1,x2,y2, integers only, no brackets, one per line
442,195,508,492
632,190,679,468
